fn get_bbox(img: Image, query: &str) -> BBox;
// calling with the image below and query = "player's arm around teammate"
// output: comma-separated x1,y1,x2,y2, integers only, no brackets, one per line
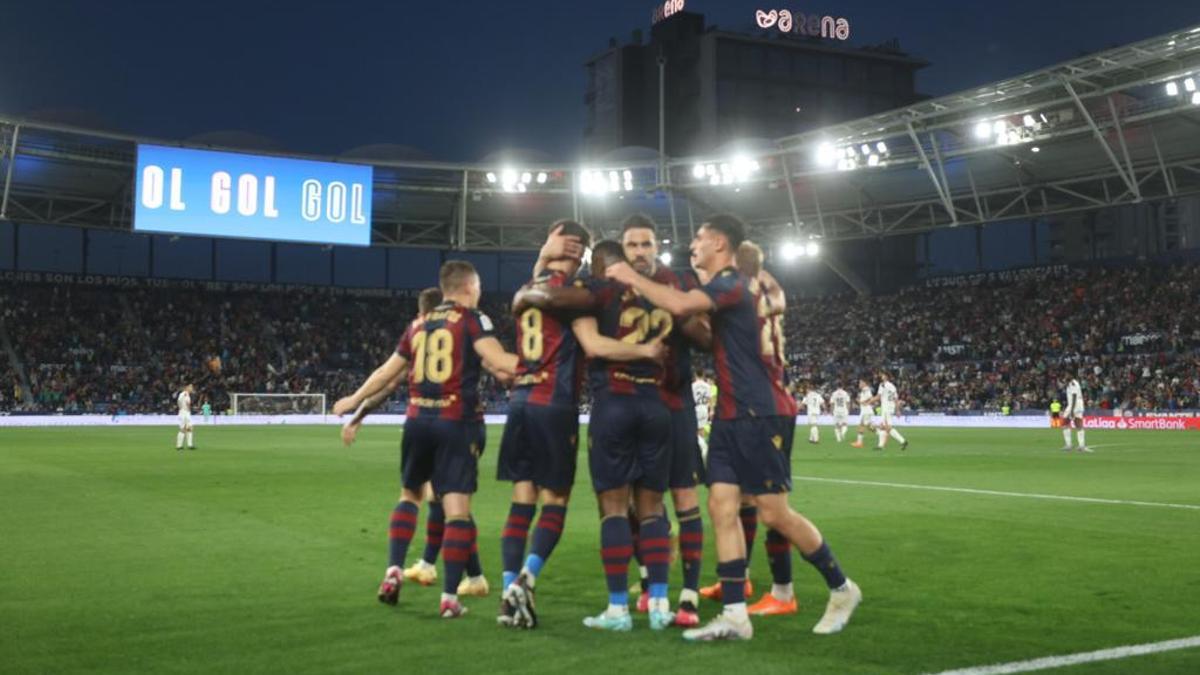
340,371,406,446
473,335,519,384
334,352,408,416
571,316,665,362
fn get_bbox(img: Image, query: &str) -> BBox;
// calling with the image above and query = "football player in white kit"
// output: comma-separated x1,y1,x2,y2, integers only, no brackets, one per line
829,386,851,443
1061,374,1090,452
693,373,713,460
875,372,907,451
802,387,824,444
176,384,196,451
851,379,874,448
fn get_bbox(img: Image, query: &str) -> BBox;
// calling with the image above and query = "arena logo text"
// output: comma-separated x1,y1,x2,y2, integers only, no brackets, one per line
755,8,850,40
651,0,684,24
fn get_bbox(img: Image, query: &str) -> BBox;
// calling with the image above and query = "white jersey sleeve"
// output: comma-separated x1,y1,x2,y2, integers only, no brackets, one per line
858,386,874,409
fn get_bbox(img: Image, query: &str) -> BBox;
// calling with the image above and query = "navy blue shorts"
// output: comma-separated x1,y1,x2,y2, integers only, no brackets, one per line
400,417,485,496
496,402,580,491
706,416,794,495
668,405,705,489
588,395,670,493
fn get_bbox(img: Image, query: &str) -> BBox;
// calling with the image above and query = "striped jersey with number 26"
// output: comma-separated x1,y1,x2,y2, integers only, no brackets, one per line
700,267,798,420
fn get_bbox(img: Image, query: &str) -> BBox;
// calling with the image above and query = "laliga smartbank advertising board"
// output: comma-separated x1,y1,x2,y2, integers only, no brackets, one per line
134,144,373,246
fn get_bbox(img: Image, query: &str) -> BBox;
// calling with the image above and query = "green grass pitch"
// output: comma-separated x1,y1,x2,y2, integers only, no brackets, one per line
1,425,1198,674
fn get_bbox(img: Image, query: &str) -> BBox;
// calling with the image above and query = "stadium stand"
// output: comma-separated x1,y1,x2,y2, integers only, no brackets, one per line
2,260,1195,415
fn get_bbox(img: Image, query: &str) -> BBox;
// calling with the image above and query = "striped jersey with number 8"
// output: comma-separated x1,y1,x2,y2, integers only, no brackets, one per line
511,270,584,408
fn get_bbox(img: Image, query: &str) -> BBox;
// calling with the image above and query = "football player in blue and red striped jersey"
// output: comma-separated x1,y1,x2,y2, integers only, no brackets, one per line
513,239,674,631
605,214,862,641
495,221,662,629
338,287,490,596
335,260,518,619
618,215,713,628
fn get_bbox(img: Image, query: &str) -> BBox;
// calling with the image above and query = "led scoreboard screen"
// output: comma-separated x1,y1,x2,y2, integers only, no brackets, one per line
134,144,373,246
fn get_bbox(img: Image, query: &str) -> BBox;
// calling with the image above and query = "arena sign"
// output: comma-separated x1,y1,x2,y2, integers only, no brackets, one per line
134,144,373,246
651,0,684,24
754,8,850,40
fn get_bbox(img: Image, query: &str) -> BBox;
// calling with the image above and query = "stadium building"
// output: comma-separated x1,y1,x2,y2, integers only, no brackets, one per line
584,9,928,156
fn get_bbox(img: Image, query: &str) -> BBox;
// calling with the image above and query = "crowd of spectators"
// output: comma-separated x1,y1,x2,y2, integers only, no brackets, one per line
0,283,512,415
1,261,1197,415
778,263,1200,413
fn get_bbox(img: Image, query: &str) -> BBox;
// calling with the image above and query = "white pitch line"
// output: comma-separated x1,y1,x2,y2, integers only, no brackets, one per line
792,475,1200,511
926,635,1200,674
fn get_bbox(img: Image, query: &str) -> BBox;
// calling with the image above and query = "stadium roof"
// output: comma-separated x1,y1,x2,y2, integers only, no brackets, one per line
3,22,1200,251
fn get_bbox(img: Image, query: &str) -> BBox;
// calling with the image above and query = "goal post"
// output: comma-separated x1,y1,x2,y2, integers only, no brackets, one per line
230,393,327,416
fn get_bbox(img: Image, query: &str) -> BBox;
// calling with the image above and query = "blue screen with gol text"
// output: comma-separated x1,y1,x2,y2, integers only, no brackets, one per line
134,144,373,246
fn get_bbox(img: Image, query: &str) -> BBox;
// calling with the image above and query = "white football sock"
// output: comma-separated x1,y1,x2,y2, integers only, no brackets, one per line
1062,429,1072,447
771,583,794,602
1077,430,1086,448
176,432,184,448
723,602,749,621
889,428,906,443
186,432,194,447
855,432,863,444
876,430,887,448
810,426,819,442
679,588,699,607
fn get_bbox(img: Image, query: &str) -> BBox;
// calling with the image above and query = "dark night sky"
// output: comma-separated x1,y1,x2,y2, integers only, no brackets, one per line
2,1,1197,161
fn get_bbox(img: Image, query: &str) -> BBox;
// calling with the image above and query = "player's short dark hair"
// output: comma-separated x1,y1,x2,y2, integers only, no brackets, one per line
590,240,625,272
439,260,478,294
549,219,592,250
701,213,746,250
417,287,443,315
621,213,656,235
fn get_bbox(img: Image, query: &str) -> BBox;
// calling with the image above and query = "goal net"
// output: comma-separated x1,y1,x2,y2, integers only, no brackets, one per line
231,393,327,416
